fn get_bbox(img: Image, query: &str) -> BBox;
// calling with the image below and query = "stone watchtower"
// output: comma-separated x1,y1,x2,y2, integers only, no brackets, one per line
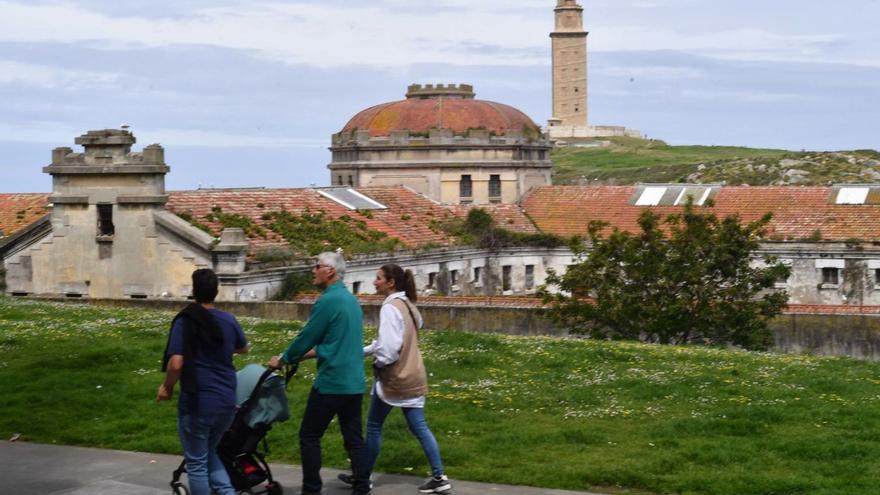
7,128,249,299
550,0,588,128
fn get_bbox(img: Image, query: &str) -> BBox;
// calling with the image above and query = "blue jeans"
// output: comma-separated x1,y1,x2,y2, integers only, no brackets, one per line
365,392,444,477
178,411,236,495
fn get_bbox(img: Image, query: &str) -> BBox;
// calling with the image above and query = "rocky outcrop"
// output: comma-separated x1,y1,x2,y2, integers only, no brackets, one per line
680,151,880,186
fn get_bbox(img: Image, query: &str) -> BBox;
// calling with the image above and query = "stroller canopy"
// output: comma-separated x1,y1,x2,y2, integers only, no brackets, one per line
236,364,290,429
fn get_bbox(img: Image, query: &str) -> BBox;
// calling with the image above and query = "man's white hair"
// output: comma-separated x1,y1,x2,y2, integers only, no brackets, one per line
316,251,346,280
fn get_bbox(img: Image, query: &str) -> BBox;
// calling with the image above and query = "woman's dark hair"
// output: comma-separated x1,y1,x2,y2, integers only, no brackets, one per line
192,268,219,304
380,264,417,302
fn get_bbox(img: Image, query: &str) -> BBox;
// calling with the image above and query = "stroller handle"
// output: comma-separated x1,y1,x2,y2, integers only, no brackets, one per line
284,362,299,385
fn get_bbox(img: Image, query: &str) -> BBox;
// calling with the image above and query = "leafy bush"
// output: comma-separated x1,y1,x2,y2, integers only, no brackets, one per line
542,202,790,350
273,270,316,300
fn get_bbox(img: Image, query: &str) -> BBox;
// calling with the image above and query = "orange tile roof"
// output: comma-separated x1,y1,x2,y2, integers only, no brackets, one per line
165,186,458,251
447,204,541,234
0,194,50,239
522,185,880,241
341,98,541,137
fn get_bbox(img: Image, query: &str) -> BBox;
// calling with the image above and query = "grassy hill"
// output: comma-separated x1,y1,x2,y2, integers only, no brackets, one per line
551,137,880,186
2,297,880,494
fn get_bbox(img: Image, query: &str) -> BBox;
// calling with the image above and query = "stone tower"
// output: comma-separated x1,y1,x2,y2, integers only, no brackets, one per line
550,0,588,128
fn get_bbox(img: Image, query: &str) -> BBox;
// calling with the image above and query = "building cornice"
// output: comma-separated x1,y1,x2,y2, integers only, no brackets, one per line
328,161,553,170
550,31,588,38
43,165,170,175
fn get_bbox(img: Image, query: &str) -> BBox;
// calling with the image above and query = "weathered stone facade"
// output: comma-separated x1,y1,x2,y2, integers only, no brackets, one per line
329,84,553,205
0,130,248,299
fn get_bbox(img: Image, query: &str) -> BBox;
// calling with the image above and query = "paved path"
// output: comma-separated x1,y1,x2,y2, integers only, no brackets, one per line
1,441,607,495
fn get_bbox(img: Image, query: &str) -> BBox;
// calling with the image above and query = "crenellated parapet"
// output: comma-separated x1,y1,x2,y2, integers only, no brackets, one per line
44,129,168,174
406,83,475,100
44,129,170,206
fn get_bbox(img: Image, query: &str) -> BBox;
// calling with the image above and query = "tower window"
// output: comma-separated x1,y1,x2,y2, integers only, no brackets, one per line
97,204,115,236
502,265,512,292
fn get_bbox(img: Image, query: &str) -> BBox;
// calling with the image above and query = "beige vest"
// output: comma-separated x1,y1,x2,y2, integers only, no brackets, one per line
377,298,428,400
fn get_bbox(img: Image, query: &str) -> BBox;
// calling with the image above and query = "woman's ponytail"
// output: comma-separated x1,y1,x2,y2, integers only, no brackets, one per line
404,269,418,303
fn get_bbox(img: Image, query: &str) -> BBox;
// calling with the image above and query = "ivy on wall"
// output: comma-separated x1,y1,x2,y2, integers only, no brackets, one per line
205,207,267,239
263,208,402,256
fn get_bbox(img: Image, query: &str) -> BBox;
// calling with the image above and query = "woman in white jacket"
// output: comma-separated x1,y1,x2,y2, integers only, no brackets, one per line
340,263,452,494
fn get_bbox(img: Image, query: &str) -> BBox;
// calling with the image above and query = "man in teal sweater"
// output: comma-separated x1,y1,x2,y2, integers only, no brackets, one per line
268,251,370,495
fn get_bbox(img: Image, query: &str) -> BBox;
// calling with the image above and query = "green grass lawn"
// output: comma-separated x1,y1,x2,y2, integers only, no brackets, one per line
2,297,880,495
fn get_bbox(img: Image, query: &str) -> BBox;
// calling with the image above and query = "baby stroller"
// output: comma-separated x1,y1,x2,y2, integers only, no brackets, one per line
171,363,297,495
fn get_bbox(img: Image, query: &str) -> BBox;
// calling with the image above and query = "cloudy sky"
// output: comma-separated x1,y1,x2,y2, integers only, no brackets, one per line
1,0,878,192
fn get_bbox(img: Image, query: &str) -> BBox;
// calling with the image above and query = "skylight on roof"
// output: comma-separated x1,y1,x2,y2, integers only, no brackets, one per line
316,188,387,210
674,186,712,206
635,187,667,206
836,187,870,205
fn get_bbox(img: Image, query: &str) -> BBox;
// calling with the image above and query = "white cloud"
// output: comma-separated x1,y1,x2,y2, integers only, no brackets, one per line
0,1,547,68
593,27,845,63
0,1,867,69
681,88,820,103
595,65,706,80
0,59,119,89
0,121,325,148
144,128,327,148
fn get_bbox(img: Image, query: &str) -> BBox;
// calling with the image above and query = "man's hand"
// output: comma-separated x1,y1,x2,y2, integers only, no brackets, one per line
156,384,173,402
267,355,284,370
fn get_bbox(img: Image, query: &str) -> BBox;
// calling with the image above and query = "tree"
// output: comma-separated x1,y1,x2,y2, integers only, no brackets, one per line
542,202,790,350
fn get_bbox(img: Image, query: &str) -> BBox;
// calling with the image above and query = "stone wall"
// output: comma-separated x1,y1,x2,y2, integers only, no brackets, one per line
771,313,880,360
28,296,880,360
546,125,642,140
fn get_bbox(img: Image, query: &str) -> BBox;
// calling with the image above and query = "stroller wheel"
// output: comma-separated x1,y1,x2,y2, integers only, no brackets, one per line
266,481,283,495
171,483,190,495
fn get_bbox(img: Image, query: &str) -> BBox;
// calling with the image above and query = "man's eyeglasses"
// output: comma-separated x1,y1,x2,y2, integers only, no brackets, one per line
313,263,332,271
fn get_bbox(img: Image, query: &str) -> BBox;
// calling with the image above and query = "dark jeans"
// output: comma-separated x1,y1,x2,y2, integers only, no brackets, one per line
300,387,370,494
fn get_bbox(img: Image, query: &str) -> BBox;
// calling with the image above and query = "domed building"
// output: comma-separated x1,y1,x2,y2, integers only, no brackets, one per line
329,84,553,205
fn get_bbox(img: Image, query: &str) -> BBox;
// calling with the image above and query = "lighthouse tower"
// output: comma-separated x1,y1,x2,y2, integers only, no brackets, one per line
550,0,588,128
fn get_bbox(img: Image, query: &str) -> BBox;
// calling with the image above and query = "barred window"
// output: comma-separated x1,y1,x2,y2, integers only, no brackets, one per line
460,175,473,202
822,267,839,285
489,175,501,199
